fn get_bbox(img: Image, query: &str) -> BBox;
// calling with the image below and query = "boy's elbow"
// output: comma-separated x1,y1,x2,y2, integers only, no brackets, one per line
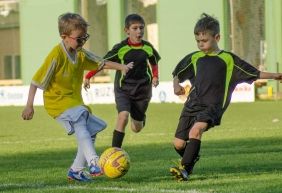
173,76,180,82
102,61,110,69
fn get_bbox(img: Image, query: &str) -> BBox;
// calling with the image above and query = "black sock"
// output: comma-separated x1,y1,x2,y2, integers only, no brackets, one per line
174,142,187,157
112,130,125,148
181,138,201,174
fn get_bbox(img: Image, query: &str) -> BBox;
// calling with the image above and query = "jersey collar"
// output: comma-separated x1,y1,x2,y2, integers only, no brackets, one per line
127,38,143,47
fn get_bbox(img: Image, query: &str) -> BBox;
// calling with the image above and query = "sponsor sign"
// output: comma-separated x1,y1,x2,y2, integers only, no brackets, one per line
0,82,255,106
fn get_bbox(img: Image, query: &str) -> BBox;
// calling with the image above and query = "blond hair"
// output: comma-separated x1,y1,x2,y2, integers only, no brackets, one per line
58,12,89,35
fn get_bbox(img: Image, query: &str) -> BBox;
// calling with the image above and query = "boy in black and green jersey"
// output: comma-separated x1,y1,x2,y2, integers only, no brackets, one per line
84,14,161,148
170,13,282,181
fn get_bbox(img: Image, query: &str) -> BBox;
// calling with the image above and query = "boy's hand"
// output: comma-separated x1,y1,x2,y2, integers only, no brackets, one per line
152,77,159,87
22,106,34,120
122,62,134,75
260,72,282,81
83,78,91,91
174,85,185,95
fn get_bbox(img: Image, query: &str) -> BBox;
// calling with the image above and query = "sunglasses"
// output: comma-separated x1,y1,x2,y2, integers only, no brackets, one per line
68,33,90,44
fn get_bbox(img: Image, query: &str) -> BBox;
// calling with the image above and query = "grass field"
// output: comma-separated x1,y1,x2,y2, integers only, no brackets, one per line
0,101,282,193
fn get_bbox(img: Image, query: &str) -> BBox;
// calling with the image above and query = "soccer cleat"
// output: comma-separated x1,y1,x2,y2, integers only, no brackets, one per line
89,157,103,177
172,155,200,175
89,164,103,176
170,166,189,181
67,169,92,182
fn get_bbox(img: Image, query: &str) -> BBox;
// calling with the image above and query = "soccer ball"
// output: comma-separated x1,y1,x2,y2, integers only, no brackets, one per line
98,147,130,179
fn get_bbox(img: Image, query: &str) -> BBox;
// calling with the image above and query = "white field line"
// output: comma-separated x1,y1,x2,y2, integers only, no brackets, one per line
0,183,205,193
0,137,69,144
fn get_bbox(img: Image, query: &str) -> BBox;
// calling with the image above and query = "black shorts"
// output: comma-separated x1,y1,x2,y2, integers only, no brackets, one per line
175,112,215,141
115,83,152,121
175,116,197,141
175,101,223,140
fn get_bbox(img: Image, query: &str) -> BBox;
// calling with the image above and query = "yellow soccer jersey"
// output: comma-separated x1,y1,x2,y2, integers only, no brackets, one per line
32,42,105,118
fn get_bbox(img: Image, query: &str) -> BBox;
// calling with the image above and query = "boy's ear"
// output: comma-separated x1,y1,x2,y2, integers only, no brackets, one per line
124,27,129,35
215,34,220,41
61,34,67,39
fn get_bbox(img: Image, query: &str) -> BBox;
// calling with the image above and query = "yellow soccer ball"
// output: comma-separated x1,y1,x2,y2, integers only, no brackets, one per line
99,147,130,179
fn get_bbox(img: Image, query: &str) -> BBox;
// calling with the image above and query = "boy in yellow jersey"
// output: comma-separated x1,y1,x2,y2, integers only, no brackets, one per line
21,12,133,182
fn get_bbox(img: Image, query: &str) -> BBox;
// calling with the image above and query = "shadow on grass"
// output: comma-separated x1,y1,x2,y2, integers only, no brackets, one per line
0,136,282,192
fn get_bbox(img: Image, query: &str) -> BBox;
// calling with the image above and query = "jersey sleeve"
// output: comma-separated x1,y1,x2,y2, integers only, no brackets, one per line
231,53,260,84
81,49,105,71
148,47,161,65
148,46,160,78
31,50,57,90
172,53,195,83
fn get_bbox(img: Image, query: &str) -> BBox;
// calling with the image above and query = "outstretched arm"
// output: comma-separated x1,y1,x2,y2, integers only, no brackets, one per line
83,61,134,91
103,61,133,74
259,72,282,80
22,84,37,120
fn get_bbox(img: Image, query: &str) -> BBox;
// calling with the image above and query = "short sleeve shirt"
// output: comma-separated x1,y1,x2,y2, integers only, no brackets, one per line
32,42,104,118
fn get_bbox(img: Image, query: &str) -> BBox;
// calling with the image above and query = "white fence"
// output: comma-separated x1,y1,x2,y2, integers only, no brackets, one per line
0,81,255,106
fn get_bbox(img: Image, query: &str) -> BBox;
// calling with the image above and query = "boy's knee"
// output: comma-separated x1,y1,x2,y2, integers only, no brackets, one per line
131,126,142,133
131,120,143,133
173,138,186,150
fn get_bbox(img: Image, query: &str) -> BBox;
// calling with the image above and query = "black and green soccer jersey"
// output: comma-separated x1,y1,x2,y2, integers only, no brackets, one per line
172,50,260,126
104,39,161,88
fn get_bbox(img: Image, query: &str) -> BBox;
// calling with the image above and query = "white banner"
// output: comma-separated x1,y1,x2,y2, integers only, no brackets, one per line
0,82,255,106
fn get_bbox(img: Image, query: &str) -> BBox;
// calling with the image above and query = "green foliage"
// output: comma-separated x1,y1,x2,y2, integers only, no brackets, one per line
0,102,282,193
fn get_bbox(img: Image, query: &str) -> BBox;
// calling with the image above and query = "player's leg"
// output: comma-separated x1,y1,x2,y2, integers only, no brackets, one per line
130,83,152,132
173,138,187,157
112,111,130,147
170,142,189,181
70,145,86,172
130,96,150,133
130,118,143,132
68,146,91,182
170,116,193,181
72,111,102,177
112,89,131,148
87,113,107,140
181,122,207,174
173,116,193,157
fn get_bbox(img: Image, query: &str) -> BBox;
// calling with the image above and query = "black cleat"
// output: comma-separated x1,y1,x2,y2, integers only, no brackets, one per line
170,166,188,181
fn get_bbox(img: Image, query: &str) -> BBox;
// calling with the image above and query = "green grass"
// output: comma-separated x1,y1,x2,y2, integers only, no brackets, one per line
0,101,282,193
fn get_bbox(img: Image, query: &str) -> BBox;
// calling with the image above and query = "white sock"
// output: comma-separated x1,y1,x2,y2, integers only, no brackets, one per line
72,112,98,167
71,145,86,171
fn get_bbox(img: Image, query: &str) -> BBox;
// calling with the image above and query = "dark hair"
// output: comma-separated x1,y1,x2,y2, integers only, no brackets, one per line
124,14,145,28
194,13,219,36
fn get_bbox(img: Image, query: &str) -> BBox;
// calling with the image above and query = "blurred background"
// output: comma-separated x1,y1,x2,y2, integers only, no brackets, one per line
0,0,281,99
